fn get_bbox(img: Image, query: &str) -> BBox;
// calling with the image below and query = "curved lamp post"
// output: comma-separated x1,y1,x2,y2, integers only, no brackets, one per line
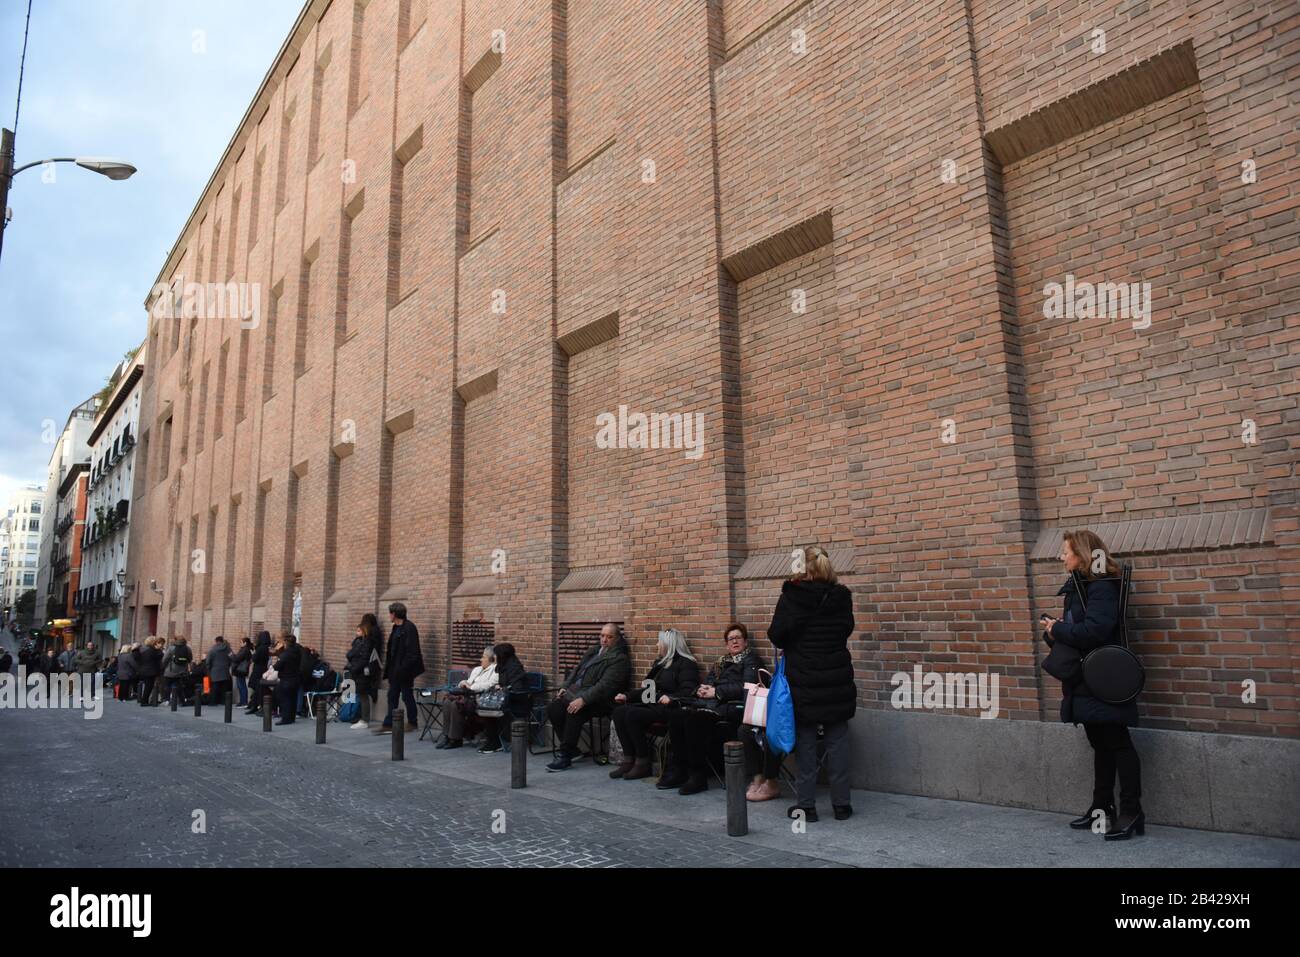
0,126,137,262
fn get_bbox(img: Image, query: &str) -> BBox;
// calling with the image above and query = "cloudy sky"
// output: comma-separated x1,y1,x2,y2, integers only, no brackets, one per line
0,0,302,506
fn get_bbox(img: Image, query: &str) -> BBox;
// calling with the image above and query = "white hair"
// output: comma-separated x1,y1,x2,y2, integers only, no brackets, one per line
656,628,696,667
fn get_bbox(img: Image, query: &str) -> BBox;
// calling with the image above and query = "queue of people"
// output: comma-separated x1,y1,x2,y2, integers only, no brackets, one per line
103,531,1143,837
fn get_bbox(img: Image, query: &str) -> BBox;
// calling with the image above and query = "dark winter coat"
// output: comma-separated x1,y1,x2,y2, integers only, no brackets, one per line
275,643,302,689
641,654,700,702
205,642,232,682
383,620,424,685
768,578,857,724
1049,573,1138,727
135,646,162,678
74,647,100,674
346,631,381,689
0,651,12,674
116,653,135,682
568,639,631,709
251,632,272,677
698,647,765,711
230,645,251,677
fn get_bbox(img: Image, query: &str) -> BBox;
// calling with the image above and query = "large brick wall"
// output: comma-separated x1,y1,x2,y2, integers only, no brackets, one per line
125,0,1297,742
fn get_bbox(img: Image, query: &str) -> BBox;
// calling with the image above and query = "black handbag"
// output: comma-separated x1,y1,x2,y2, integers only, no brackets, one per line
476,686,508,716
1044,565,1144,704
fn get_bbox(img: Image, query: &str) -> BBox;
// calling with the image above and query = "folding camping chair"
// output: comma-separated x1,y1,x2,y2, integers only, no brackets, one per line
305,671,344,722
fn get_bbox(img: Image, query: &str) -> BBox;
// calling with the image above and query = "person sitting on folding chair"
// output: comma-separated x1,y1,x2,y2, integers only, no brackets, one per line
609,627,699,781
659,623,768,796
545,623,630,772
477,642,529,751
436,646,498,750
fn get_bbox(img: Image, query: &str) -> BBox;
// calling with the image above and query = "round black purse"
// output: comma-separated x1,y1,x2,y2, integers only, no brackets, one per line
1079,564,1145,704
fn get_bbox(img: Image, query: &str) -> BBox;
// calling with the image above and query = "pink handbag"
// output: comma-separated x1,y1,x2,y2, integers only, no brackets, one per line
743,669,772,727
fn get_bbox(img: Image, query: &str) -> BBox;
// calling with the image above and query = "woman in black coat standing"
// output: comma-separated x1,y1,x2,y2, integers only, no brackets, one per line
768,545,856,822
135,638,163,706
246,631,272,715
610,628,700,781
273,633,302,725
345,614,383,728
1042,529,1143,840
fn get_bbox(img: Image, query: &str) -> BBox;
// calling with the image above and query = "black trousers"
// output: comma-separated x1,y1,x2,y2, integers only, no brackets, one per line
137,675,156,706
211,678,233,705
1084,723,1142,813
612,702,672,759
547,696,610,756
117,678,133,701
666,707,743,776
277,682,299,722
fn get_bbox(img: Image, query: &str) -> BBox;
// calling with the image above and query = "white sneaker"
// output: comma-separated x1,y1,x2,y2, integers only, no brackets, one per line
350,720,368,729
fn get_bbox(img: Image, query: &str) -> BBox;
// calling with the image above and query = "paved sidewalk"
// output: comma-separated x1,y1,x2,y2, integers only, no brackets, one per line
17,697,1291,868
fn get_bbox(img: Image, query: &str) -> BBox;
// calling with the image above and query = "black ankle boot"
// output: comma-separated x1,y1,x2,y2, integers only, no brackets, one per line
1069,803,1115,830
678,772,708,796
657,767,688,790
1104,809,1146,841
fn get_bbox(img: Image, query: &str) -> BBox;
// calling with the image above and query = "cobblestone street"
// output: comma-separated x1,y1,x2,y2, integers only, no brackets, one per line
3,698,1297,869
0,701,834,868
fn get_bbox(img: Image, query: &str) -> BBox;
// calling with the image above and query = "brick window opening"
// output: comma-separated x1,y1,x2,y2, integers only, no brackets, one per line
452,619,495,668
558,621,623,680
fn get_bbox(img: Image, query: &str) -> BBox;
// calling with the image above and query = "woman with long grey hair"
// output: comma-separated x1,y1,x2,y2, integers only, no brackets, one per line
609,628,700,780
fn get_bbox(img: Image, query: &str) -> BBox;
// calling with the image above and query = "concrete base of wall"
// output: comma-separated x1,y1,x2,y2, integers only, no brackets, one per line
848,709,1300,840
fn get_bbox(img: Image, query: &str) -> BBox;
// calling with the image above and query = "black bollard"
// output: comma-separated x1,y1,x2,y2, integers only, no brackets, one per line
194,686,202,717
262,689,273,732
315,701,327,744
151,680,160,706
361,692,371,725
224,691,233,724
391,709,404,761
724,741,748,837
170,686,178,712
511,720,527,789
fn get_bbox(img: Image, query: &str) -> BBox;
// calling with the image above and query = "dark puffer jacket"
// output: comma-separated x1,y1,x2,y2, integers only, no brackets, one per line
700,647,764,709
1050,573,1138,727
640,654,701,702
768,579,857,724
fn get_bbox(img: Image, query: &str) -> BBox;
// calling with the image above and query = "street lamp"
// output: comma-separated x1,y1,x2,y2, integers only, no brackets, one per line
0,126,138,262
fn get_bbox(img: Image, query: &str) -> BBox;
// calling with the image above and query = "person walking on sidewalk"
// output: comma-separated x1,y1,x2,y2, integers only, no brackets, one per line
74,642,101,698
768,545,857,824
1041,529,1144,841
206,635,233,707
230,636,252,707
246,631,272,715
375,603,423,735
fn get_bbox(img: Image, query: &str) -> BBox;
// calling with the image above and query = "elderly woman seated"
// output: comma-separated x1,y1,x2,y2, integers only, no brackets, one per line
436,646,499,750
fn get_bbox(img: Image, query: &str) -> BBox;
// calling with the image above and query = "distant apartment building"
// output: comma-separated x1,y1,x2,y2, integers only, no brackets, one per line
35,396,97,628
78,346,146,653
1,484,46,625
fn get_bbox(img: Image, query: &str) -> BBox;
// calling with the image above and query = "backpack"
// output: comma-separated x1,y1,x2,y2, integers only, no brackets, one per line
172,646,192,668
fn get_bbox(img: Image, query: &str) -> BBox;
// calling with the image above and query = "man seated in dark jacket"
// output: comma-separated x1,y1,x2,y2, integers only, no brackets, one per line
375,603,424,734
546,622,631,772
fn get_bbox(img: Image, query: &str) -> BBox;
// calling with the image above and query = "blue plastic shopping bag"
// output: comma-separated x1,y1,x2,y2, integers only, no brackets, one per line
767,656,795,755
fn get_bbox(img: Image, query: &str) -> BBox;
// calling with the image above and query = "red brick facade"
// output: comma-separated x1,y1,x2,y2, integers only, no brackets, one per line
126,0,1298,745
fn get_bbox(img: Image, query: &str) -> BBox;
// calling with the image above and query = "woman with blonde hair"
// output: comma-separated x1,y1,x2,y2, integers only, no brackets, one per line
768,545,856,822
609,628,700,780
1041,529,1143,840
